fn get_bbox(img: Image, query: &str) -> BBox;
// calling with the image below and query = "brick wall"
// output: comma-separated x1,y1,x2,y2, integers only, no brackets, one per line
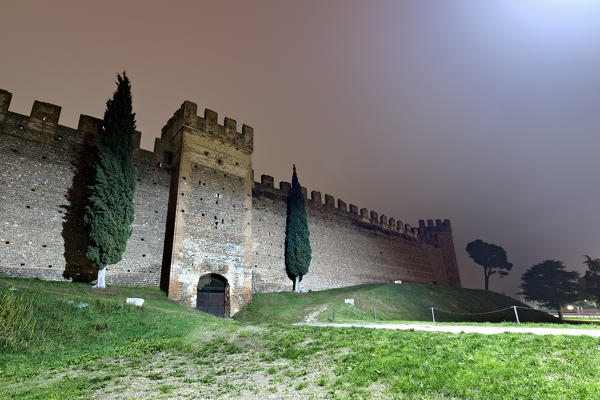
0,94,169,286
252,180,455,293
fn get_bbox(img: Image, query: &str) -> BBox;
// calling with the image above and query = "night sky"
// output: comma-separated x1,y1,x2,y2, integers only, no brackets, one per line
2,1,600,296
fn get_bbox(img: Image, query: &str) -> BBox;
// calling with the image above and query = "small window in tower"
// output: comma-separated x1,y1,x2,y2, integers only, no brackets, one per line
163,151,173,165
217,159,222,165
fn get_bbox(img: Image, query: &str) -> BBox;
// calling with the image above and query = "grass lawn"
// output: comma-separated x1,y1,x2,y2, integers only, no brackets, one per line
234,282,557,324
1,277,600,399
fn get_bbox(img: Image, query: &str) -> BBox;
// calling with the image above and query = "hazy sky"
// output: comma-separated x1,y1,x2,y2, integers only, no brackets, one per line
2,0,600,295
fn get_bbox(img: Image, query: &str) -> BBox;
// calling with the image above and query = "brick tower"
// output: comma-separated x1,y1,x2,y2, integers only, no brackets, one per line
158,101,254,317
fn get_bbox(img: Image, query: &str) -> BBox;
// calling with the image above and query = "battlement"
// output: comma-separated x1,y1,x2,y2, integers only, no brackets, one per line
253,173,452,242
0,88,143,149
161,101,253,153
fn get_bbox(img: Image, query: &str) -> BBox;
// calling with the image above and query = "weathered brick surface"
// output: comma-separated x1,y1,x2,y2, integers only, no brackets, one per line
159,102,253,316
0,99,169,287
252,183,454,292
0,88,461,317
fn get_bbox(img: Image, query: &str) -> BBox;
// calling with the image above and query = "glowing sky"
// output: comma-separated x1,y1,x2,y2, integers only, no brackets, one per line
2,0,600,296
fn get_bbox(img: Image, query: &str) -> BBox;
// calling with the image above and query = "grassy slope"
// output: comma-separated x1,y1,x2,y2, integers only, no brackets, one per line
234,282,557,324
2,277,600,400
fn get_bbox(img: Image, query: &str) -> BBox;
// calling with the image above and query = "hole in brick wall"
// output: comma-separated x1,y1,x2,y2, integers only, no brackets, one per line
137,178,141,182
58,210,62,214
201,213,205,216
64,194,67,198
204,151,209,156
142,254,146,257
31,188,35,191
42,244,47,247
231,219,234,222
26,205,30,209
48,265,52,268
140,238,144,241
182,176,186,180
154,210,158,213
214,216,217,219
221,219,224,224
223,174,226,177
194,165,198,168
216,200,219,204
181,193,184,196
11,149,18,153
181,209,185,213
5,241,9,245
222,187,225,190
203,182,206,186
232,205,235,208
199,180,201,185
217,159,222,165
127,269,130,272
20,263,25,266
42,156,47,159
200,197,203,200
235,162,239,166
153,182,157,185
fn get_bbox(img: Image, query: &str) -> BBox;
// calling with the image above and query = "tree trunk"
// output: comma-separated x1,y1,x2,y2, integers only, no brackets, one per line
295,276,299,293
557,304,563,321
484,270,489,291
94,267,106,288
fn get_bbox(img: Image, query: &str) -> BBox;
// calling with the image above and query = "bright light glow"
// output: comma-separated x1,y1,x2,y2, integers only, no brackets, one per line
567,305,574,310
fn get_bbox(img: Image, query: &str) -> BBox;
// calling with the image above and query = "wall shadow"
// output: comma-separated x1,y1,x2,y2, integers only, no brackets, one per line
61,130,97,282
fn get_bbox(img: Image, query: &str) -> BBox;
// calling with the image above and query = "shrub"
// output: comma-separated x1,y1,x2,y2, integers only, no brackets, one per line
0,289,36,350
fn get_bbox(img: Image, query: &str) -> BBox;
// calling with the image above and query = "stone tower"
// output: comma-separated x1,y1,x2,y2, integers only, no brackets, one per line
158,101,254,317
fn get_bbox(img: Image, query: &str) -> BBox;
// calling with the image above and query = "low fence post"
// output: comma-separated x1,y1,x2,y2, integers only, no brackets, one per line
332,309,335,322
431,307,436,325
513,305,520,325
374,308,377,321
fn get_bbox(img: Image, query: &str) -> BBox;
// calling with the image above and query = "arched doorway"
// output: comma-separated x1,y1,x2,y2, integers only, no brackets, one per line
196,274,229,317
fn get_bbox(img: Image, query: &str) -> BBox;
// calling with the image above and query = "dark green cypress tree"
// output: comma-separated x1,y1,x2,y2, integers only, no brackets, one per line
285,165,311,292
84,72,136,288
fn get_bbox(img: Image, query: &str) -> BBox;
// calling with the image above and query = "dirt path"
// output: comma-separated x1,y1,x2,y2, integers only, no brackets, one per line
299,322,600,337
303,304,329,323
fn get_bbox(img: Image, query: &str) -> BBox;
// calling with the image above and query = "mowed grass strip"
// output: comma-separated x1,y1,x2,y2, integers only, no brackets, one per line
1,277,600,400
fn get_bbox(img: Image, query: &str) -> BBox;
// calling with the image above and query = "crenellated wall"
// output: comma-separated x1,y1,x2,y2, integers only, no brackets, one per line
251,175,458,292
0,89,169,286
0,87,461,317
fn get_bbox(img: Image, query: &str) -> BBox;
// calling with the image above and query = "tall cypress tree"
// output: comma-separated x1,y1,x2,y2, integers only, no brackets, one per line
285,165,311,292
84,73,136,288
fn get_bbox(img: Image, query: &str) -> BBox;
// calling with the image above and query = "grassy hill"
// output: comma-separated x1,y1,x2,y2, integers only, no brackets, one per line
2,277,600,399
234,282,556,324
